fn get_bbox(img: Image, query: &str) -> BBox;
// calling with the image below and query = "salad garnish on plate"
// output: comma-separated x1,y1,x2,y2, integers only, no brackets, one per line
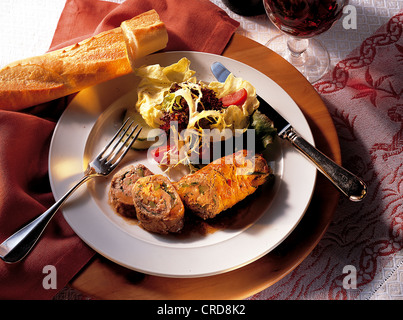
125,57,276,172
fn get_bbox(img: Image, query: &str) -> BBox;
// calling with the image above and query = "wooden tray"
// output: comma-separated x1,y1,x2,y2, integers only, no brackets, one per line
70,34,341,299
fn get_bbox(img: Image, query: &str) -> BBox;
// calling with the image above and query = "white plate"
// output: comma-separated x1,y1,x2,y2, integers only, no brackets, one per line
49,51,316,278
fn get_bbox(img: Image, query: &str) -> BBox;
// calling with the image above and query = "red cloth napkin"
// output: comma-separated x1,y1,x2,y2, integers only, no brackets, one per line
50,0,239,53
0,0,239,300
251,12,403,300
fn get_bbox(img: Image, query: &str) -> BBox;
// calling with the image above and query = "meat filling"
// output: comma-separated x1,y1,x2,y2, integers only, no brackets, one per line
132,175,185,234
108,164,154,218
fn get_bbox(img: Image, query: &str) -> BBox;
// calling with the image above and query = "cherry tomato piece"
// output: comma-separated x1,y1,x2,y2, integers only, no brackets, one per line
150,144,181,165
221,88,248,107
150,145,170,164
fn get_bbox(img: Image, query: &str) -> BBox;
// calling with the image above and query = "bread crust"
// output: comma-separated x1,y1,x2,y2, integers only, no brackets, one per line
0,10,168,110
121,9,169,68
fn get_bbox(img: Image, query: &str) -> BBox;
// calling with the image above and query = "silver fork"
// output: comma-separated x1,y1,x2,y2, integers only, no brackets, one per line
0,118,141,263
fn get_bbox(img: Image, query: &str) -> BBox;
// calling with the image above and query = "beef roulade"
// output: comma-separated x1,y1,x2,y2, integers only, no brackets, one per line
175,150,272,219
132,175,185,234
109,164,154,218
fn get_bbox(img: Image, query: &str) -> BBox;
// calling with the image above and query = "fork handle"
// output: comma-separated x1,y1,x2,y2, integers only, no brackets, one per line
0,175,91,263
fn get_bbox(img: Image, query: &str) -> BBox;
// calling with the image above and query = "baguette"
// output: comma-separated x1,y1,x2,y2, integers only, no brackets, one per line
0,9,168,110
121,9,168,69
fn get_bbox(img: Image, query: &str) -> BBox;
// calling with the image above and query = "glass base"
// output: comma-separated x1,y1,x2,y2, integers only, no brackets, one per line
266,34,330,83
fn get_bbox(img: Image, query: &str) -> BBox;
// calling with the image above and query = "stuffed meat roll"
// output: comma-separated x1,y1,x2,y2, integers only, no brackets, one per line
109,164,154,218
132,175,185,234
175,150,272,220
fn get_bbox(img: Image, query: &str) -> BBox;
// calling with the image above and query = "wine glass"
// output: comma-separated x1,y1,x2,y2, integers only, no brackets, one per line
263,0,348,83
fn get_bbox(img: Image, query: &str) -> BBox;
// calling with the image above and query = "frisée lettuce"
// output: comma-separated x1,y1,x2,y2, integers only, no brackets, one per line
128,57,260,132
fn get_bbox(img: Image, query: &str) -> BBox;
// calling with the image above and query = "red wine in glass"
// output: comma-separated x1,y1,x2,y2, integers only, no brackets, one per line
263,0,348,82
222,0,266,16
264,0,344,37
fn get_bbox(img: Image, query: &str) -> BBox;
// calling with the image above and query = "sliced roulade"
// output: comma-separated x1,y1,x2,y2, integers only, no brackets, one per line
132,175,185,234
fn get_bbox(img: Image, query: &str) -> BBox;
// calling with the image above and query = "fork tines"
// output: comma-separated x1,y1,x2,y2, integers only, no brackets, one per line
98,118,142,165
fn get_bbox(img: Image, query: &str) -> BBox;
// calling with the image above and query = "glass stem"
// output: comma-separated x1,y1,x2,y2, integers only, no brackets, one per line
286,38,309,66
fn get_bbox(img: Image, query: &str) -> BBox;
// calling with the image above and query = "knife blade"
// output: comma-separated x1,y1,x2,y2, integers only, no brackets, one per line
210,61,367,201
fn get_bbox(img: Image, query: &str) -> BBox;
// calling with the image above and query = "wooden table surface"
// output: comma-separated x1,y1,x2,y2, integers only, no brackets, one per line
69,34,341,300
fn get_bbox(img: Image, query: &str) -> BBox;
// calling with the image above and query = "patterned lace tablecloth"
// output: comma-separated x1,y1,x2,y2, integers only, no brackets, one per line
1,0,402,300
214,0,402,301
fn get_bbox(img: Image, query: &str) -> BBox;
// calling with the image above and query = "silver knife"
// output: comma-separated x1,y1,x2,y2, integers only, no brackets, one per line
211,61,367,201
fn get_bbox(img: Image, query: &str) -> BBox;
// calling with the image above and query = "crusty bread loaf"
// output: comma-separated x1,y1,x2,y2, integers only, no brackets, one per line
122,9,169,69
0,9,168,110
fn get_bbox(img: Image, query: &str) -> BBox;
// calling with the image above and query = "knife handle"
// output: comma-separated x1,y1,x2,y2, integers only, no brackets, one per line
283,127,367,201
